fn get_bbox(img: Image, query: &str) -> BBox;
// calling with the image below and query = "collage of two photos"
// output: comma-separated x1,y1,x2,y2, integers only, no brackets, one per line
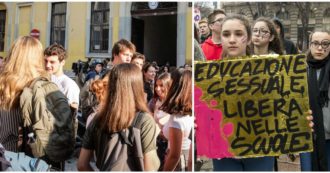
194,1,330,172
0,1,329,172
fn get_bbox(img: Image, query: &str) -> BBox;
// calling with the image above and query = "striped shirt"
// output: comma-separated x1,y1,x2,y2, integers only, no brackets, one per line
0,108,22,152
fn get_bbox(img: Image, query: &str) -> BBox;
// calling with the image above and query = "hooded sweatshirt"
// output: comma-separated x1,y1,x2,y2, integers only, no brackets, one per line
201,37,223,60
272,18,298,55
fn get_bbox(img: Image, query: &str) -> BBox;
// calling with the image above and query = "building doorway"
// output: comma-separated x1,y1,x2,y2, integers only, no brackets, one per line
131,2,177,66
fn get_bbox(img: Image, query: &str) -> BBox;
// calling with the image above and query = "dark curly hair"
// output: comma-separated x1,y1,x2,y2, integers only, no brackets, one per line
44,43,66,61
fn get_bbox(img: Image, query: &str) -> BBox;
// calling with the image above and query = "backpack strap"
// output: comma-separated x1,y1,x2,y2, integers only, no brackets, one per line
27,77,49,89
131,111,144,129
121,112,144,146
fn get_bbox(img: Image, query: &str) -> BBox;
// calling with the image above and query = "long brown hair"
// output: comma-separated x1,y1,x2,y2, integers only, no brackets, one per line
152,72,172,101
220,14,252,59
251,17,284,55
0,36,47,110
160,68,192,116
98,63,149,132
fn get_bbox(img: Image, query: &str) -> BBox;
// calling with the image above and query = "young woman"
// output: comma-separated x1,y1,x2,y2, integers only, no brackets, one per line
251,17,285,171
220,15,251,59
148,72,172,170
142,62,157,102
0,36,48,152
77,63,160,171
251,17,283,55
215,14,274,171
160,68,193,171
160,65,170,74
300,30,330,171
149,73,172,127
213,14,314,171
86,73,109,127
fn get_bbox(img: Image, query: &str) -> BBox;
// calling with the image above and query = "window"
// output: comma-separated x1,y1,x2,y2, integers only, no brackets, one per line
276,10,289,20
297,26,314,51
90,2,109,53
0,10,5,51
50,2,66,47
324,8,330,17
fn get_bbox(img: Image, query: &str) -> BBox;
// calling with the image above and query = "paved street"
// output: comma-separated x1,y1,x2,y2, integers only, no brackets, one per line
64,151,98,171
196,154,301,171
65,157,78,171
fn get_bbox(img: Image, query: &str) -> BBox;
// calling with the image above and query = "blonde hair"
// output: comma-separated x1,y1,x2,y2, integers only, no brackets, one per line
0,36,47,110
98,63,149,132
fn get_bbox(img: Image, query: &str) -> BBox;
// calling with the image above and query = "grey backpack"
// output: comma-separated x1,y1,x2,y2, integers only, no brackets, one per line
93,112,145,171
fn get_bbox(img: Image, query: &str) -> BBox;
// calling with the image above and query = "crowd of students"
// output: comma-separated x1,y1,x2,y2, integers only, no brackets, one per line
0,36,193,171
195,9,329,171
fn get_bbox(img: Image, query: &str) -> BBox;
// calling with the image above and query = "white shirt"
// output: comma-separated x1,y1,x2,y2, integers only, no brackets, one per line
51,74,80,106
163,114,193,150
154,101,170,129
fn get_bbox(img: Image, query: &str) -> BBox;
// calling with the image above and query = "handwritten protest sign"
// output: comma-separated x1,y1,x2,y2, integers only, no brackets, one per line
195,54,313,159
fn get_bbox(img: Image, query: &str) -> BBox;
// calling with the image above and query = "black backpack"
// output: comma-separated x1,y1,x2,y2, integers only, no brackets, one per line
93,112,145,171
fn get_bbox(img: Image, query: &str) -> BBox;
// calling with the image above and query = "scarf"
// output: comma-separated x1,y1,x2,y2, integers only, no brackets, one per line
307,55,330,107
307,54,330,171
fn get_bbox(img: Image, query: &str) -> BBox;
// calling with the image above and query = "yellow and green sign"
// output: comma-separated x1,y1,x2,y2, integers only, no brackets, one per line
195,54,313,159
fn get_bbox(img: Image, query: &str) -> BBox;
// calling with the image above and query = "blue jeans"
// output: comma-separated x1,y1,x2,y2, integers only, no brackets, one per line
213,157,274,171
300,139,330,171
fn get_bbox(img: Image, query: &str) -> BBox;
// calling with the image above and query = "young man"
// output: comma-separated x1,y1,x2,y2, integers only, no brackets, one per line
131,52,145,70
80,39,136,121
44,43,80,110
112,39,136,65
201,9,226,60
199,18,211,44
44,43,80,171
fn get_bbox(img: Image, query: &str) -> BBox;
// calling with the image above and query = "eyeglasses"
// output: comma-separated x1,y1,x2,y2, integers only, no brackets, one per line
310,40,330,49
252,28,270,36
212,18,224,24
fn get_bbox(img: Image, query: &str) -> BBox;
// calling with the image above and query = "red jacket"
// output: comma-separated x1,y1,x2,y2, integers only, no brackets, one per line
201,37,223,60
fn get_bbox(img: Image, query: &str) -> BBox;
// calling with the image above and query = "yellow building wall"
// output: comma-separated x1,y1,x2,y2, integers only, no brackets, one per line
32,3,48,47
9,3,16,48
0,4,5,10
1,2,193,69
18,6,31,37
186,6,192,65
112,2,120,45
64,2,87,70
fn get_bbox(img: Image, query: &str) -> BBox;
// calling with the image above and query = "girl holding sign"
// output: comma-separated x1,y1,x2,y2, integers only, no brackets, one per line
215,14,275,171
213,14,314,171
300,30,330,171
251,16,284,172
251,17,284,55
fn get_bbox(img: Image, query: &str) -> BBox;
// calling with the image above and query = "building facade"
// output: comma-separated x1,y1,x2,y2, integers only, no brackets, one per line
219,2,330,51
0,2,192,70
